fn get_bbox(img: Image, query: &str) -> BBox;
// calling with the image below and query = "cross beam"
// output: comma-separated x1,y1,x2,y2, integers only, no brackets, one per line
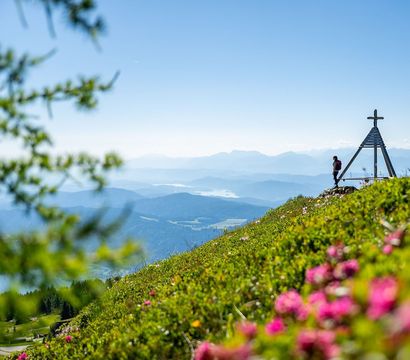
367,109,384,127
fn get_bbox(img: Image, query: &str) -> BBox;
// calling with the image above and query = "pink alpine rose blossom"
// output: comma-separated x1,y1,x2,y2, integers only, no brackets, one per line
327,244,345,261
384,229,405,246
195,342,252,360
297,330,340,359
236,321,258,339
383,244,393,254
18,353,28,360
306,263,333,285
308,291,327,307
275,290,308,320
333,259,359,280
143,300,152,306
393,301,410,333
65,335,72,343
194,342,213,360
317,297,356,323
265,317,286,335
211,344,252,360
330,297,356,320
149,289,156,297
367,277,398,320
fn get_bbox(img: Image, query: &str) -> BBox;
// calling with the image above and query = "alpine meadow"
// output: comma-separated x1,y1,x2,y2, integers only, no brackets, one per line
2,1,410,359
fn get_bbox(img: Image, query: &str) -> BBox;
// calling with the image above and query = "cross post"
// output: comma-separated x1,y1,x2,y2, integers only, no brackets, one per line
366,109,384,180
367,109,384,127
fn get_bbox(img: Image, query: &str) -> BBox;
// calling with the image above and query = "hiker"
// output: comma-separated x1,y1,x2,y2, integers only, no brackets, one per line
332,156,342,186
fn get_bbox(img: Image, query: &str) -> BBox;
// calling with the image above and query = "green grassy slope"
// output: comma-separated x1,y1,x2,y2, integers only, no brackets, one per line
23,178,410,359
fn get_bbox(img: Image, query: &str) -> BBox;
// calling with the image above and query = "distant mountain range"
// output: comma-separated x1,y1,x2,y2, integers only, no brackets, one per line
98,149,410,203
125,148,410,176
2,148,408,285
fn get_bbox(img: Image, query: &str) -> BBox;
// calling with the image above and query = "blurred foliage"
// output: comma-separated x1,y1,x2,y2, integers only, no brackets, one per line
0,0,141,336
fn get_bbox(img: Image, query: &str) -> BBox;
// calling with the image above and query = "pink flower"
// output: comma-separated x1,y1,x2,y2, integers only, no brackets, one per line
331,297,356,320
195,342,252,360
236,321,258,339
275,290,308,320
316,297,356,325
324,281,347,297
385,229,405,246
18,353,28,360
317,301,334,322
65,335,72,343
308,291,327,307
143,300,152,306
367,277,398,319
327,244,345,261
306,264,333,285
265,317,286,335
211,344,252,360
383,244,393,254
393,301,410,333
333,259,359,280
149,289,156,297
297,330,340,359
194,342,213,360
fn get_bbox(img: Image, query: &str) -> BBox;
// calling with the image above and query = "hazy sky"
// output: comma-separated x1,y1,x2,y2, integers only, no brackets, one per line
1,0,410,158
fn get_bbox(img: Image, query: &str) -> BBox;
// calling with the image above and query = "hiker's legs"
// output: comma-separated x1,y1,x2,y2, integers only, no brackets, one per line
333,171,339,186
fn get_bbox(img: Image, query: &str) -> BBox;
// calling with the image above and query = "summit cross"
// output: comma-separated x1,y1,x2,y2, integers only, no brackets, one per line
367,109,384,127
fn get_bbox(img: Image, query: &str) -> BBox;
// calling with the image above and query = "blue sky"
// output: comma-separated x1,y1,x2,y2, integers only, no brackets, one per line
1,0,410,158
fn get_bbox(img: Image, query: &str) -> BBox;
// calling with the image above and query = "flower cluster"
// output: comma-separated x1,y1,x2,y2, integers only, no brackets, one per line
275,290,308,320
383,228,405,254
195,342,251,360
17,353,28,360
297,330,340,359
194,229,410,359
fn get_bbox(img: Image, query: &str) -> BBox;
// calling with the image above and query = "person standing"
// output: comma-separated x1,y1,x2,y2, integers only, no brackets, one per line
333,156,342,187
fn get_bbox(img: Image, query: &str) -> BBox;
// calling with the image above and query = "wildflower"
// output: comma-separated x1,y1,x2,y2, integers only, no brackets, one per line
308,291,327,307
195,342,213,360
194,342,252,360
18,353,28,360
327,244,345,261
65,335,72,343
393,301,410,333
265,317,285,335
236,321,258,339
384,229,405,246
317,297,356,323
297,329,340,359
330,297,356,320
149,289,156,297
306,264,333,285
367,277,398,320
143,300,152,306
275,290,308,320
192,320,202,328
324,281,349,297
383,244,393,254
211,344,252,360
333,259,359,280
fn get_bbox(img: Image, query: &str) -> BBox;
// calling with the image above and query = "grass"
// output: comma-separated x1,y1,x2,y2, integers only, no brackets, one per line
0,314,59,346
18,178,410,359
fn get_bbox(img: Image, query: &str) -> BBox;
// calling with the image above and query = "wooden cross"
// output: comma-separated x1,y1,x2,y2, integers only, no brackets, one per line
367,109,384,127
